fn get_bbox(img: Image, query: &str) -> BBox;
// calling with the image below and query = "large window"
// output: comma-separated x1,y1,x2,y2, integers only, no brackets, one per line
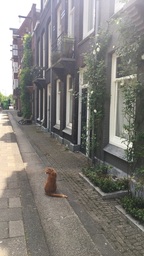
42,33,45,78
66,75,73,128
13,62,18,73
68,0,75,37
13,44,18,56
109,54,135,148
83,0,95,39
56,80,61,125
38,40,40,66
48,22,51,68
114,0,127,13
57,4,62,38
43,0,48,9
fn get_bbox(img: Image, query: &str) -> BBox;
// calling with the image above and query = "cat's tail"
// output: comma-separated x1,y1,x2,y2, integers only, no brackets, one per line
47,193,68,198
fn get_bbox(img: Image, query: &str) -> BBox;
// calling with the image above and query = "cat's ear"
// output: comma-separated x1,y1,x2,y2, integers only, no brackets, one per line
45,167,50,174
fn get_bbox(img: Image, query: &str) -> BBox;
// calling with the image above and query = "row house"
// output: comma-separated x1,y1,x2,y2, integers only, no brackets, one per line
13,0,144,176
10,4,40,111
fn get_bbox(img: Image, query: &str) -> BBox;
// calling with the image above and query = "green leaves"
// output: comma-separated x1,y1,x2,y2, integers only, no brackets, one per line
121,195,144,223
82,29,110,160
82,165,128,193
19,34,32,118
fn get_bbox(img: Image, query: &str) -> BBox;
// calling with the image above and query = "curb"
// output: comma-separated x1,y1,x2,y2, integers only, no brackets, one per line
116,205,144,233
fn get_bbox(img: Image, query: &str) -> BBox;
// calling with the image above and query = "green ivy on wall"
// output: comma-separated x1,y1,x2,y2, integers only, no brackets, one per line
82,29,111,163
19,34,33,118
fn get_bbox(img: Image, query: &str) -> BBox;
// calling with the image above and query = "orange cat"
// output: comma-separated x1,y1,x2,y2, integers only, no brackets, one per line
44,167,68,198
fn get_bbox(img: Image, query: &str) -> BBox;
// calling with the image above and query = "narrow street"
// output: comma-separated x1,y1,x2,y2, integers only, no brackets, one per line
0,110,144,256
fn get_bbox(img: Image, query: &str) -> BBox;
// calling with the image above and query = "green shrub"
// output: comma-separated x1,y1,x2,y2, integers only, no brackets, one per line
121,195,144,223
82,165,128,193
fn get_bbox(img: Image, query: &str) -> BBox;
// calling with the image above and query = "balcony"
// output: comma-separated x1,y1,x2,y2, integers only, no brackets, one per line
32,66,46,88
51,33,75,71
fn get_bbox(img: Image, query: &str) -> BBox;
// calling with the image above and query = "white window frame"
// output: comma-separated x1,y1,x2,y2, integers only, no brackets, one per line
13,62,18,73
114,0,126,13
38,40,41,66
13,44,18,56
47,84,51,130
66,75,73,129
48,22,51,68
42,32,45,78
13,79,18,89
68,0,75,37
42,88,45,122
109,54,136,149
57,4,62,38
78,69,90,156
43,0,48,9
56,80,61,125
83,0,95,39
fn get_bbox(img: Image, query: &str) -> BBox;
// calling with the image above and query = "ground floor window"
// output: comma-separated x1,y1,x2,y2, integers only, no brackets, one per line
109,54,135,148
66,75,73,128
56,80,61,125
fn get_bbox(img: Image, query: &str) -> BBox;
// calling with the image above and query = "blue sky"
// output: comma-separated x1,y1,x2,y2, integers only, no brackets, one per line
0,0,40,96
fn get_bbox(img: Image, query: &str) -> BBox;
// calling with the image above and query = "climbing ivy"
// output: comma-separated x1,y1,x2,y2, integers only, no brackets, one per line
82,29,111,163
19,34,33,118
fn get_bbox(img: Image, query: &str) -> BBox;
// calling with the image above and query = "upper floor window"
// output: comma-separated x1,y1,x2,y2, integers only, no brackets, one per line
114,0,127,13
13,62,18,73
38,40,40,66
43,0,48,9
68,0,75,37
57,4,62,38
48,22,51,68
13,44,18,56
42,32,45,78
83,0,95,39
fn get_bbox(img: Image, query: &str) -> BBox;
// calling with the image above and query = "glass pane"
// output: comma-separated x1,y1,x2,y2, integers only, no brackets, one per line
69,92,73,123
116,81,128,138
88,0,94,31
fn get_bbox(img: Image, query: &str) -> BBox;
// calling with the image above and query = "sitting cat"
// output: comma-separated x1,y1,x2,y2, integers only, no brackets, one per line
44,167,68,198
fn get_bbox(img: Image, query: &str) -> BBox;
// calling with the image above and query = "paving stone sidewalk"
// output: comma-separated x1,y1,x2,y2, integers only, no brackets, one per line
1,110,144,256
0,111,28,256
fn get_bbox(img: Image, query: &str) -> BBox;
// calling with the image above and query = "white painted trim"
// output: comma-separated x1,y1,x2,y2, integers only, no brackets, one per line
47,84,51,130
56,80,61,125
66,75,73,129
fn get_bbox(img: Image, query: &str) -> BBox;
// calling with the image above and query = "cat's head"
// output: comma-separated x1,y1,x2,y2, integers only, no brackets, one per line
45,167,57,177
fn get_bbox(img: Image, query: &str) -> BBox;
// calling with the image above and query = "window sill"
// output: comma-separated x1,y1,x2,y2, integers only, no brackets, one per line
53,124,60,130
104,144,127,161
63,127,72,136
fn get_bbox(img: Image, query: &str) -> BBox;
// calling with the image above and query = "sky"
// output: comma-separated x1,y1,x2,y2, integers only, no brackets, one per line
0,0,40,96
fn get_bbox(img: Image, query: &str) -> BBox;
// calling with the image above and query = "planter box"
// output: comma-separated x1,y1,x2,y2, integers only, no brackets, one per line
79,173,128,199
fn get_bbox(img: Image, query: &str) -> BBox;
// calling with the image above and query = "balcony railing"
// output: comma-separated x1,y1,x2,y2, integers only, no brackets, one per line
32,66,45,80
51,33,75,65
